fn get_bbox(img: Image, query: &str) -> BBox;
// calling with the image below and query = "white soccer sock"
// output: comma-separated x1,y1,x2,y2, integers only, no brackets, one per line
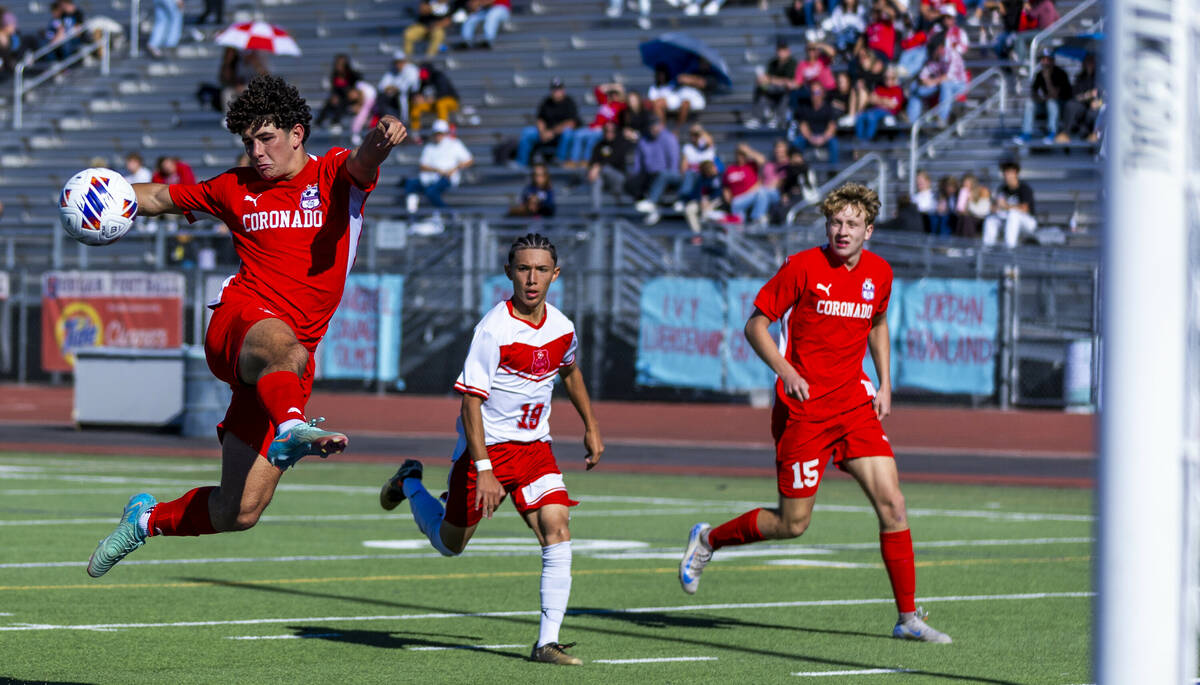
276,418,304,435
136,509,153,537
405,479,456,557
537,541,573,648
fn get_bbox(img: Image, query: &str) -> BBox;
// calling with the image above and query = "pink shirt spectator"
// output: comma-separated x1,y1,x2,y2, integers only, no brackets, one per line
761,161,787,189
794,58,836,91
1030,0,1059,30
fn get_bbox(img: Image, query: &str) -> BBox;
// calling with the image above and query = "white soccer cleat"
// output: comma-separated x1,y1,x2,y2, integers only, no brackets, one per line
893,607,953,643
679,522,712,595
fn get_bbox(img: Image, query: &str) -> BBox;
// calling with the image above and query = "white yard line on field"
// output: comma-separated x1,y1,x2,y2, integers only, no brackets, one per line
793,668,913,677
594,656,719,664
0,591,1094,633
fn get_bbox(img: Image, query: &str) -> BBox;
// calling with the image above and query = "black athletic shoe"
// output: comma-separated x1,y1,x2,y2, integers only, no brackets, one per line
379,459,424,511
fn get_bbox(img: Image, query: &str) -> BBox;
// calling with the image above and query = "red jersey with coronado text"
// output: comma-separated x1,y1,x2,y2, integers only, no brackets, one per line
754,246,892,421
454,300,578,445
168,148,375,346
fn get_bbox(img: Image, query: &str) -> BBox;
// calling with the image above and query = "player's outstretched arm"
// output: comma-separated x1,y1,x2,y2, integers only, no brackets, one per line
560,363,603,470
132,183,184,217
347,115,407,187
461,393,504,519
745,308,809,401
867,311,892,420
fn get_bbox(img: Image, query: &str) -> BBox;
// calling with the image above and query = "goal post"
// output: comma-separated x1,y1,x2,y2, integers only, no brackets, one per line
1098,0,1197,680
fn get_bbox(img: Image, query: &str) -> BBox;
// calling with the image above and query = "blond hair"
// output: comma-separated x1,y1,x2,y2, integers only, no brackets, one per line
821,183,881,226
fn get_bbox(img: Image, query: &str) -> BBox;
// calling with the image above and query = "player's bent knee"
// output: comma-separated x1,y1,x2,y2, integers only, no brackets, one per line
781,515,811,538
878,491,907,527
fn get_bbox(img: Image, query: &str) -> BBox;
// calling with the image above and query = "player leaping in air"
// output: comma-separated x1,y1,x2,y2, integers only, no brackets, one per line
379,233,604,665
86,75,407,578
678,183,952,643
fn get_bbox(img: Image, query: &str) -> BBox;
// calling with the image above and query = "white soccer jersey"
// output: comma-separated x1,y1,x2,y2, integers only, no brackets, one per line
454,300,578,444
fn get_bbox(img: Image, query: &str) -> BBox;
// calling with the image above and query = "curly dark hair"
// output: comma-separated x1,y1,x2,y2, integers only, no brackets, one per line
225,74,312,143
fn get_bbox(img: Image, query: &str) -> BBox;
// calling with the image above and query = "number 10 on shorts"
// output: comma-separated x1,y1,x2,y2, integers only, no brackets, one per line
792,459,821,488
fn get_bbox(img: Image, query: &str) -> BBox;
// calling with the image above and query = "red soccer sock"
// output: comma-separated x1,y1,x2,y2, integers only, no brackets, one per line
707,508,765,550
880,529,917,613
256,370,306,428
147,486,218,536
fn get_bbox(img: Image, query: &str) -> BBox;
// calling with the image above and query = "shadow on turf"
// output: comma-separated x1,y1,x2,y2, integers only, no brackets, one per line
283,626,528,660
1,679,97,685
181,577,1021,683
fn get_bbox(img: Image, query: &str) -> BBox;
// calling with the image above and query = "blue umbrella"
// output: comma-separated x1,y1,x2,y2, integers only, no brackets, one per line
639,33,732,88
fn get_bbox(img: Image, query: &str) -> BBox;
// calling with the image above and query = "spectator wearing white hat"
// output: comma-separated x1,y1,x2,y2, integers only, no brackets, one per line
404,120,474,211
931,5,969,56
377,51,421,124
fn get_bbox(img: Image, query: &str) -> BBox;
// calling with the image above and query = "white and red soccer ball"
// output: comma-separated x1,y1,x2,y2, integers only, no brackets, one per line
58,167,139,246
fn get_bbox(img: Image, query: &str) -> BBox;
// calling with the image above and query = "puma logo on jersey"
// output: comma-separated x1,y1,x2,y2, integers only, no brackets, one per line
816,283,832,296
286,407,303,416
243,193,262,207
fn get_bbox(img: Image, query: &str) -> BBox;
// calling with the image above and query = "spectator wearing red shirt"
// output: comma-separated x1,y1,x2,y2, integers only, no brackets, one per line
151,156,196,185
906,36,967,126
855,67,905,140
722,143,772,226
565,82,627,168
860,7,898,62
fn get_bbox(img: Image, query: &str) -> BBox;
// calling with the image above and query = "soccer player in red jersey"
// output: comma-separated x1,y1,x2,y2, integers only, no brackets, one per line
86,75,407,578
679,183,952,643
379,233,604,665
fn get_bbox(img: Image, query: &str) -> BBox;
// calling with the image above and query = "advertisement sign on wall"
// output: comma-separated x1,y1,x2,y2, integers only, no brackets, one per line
317,273,405,382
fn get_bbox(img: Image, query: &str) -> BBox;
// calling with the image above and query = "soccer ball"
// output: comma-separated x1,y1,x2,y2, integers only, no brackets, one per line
58,167,139,246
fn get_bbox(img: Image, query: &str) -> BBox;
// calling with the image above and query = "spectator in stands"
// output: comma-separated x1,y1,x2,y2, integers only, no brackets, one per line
906,35,967,128
621,91,655,139
587,121,633,211
606,0,652,31
517,78,580,167
956,172,990,238
681,0,725,16
1028,0,1058,34
1017,49,1072,144
405,0,453,58
850,48,886,110
785,0,824,27
315,54,362,134
151,156,196,185
647,63,706,128
565,82,626,169
191,0,224,26
630,116,681,225
855,66,904,140
749,38,798,130
507,163,556,218
410,62,460,135
918,0,965,31
820,0,866,54
929,174,959,235
983,160,1037,248
722,143,773,228
829,71,858,126
793,43,836,98
0,10,21,78
45,0,88,61
145,0,181,59
913,169,936,230
458,0,510,49
759,139,791,212
985,0,1032,61
348,79,378,146
124,152,152,184
376,51,421,125
775,147,818,213
682,160,723,241
1060,53,1101,142
404,119,474,212
876,194,926,232
789,82,840,165
195,47,238,112
677,124,719,207
859,7,898,64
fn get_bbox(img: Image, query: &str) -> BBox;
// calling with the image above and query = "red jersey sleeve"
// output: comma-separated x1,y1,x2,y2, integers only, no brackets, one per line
323,146,378,196
873,258,894,316
754,256,807,321
168,172,236,224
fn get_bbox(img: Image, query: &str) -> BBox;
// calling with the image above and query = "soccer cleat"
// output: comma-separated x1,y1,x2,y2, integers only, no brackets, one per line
379,459,424,511
893,607,953,643
87,493,156,578
530,641,582,665
679,522,713,595
266,417,348,470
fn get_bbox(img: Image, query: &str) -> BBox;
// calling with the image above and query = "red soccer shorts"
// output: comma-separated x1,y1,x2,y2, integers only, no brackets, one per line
204,289,315,458
443,440,578,528
771,399,895,499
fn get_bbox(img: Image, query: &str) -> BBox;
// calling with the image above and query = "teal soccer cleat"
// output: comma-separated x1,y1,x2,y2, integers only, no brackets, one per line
266,417,348,470
87,493,156,578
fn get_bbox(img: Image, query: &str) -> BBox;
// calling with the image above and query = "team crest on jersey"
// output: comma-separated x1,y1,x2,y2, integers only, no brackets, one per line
299,184,321,210
861,278,875,302
530,348,551,375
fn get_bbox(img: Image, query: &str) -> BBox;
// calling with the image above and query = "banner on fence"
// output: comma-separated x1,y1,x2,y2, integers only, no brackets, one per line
479,273,563,317
317,274,405,382
636,277,725,390
41,271,184,371
893,278,998,395
636,276,998,397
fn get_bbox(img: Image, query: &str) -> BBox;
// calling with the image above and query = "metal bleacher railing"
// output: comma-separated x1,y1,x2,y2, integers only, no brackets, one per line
786,152,889,226
907,67,1008,197
1027,0,1103,77
12,23,113,129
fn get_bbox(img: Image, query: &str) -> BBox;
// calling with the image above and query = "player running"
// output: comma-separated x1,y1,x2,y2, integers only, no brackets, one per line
86,75,407,578
678,183,952,643
379,233,604,665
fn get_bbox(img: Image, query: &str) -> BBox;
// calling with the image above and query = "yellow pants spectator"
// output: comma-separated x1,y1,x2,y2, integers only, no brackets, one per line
411,96,459,132
404,23,446,57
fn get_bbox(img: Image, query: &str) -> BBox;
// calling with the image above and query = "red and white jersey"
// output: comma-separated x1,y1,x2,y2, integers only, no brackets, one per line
454,300,577,444
754,246,893,420
169,148,376,347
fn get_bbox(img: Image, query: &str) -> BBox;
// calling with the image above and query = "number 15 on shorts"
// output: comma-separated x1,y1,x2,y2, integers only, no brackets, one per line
792,459,821,488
